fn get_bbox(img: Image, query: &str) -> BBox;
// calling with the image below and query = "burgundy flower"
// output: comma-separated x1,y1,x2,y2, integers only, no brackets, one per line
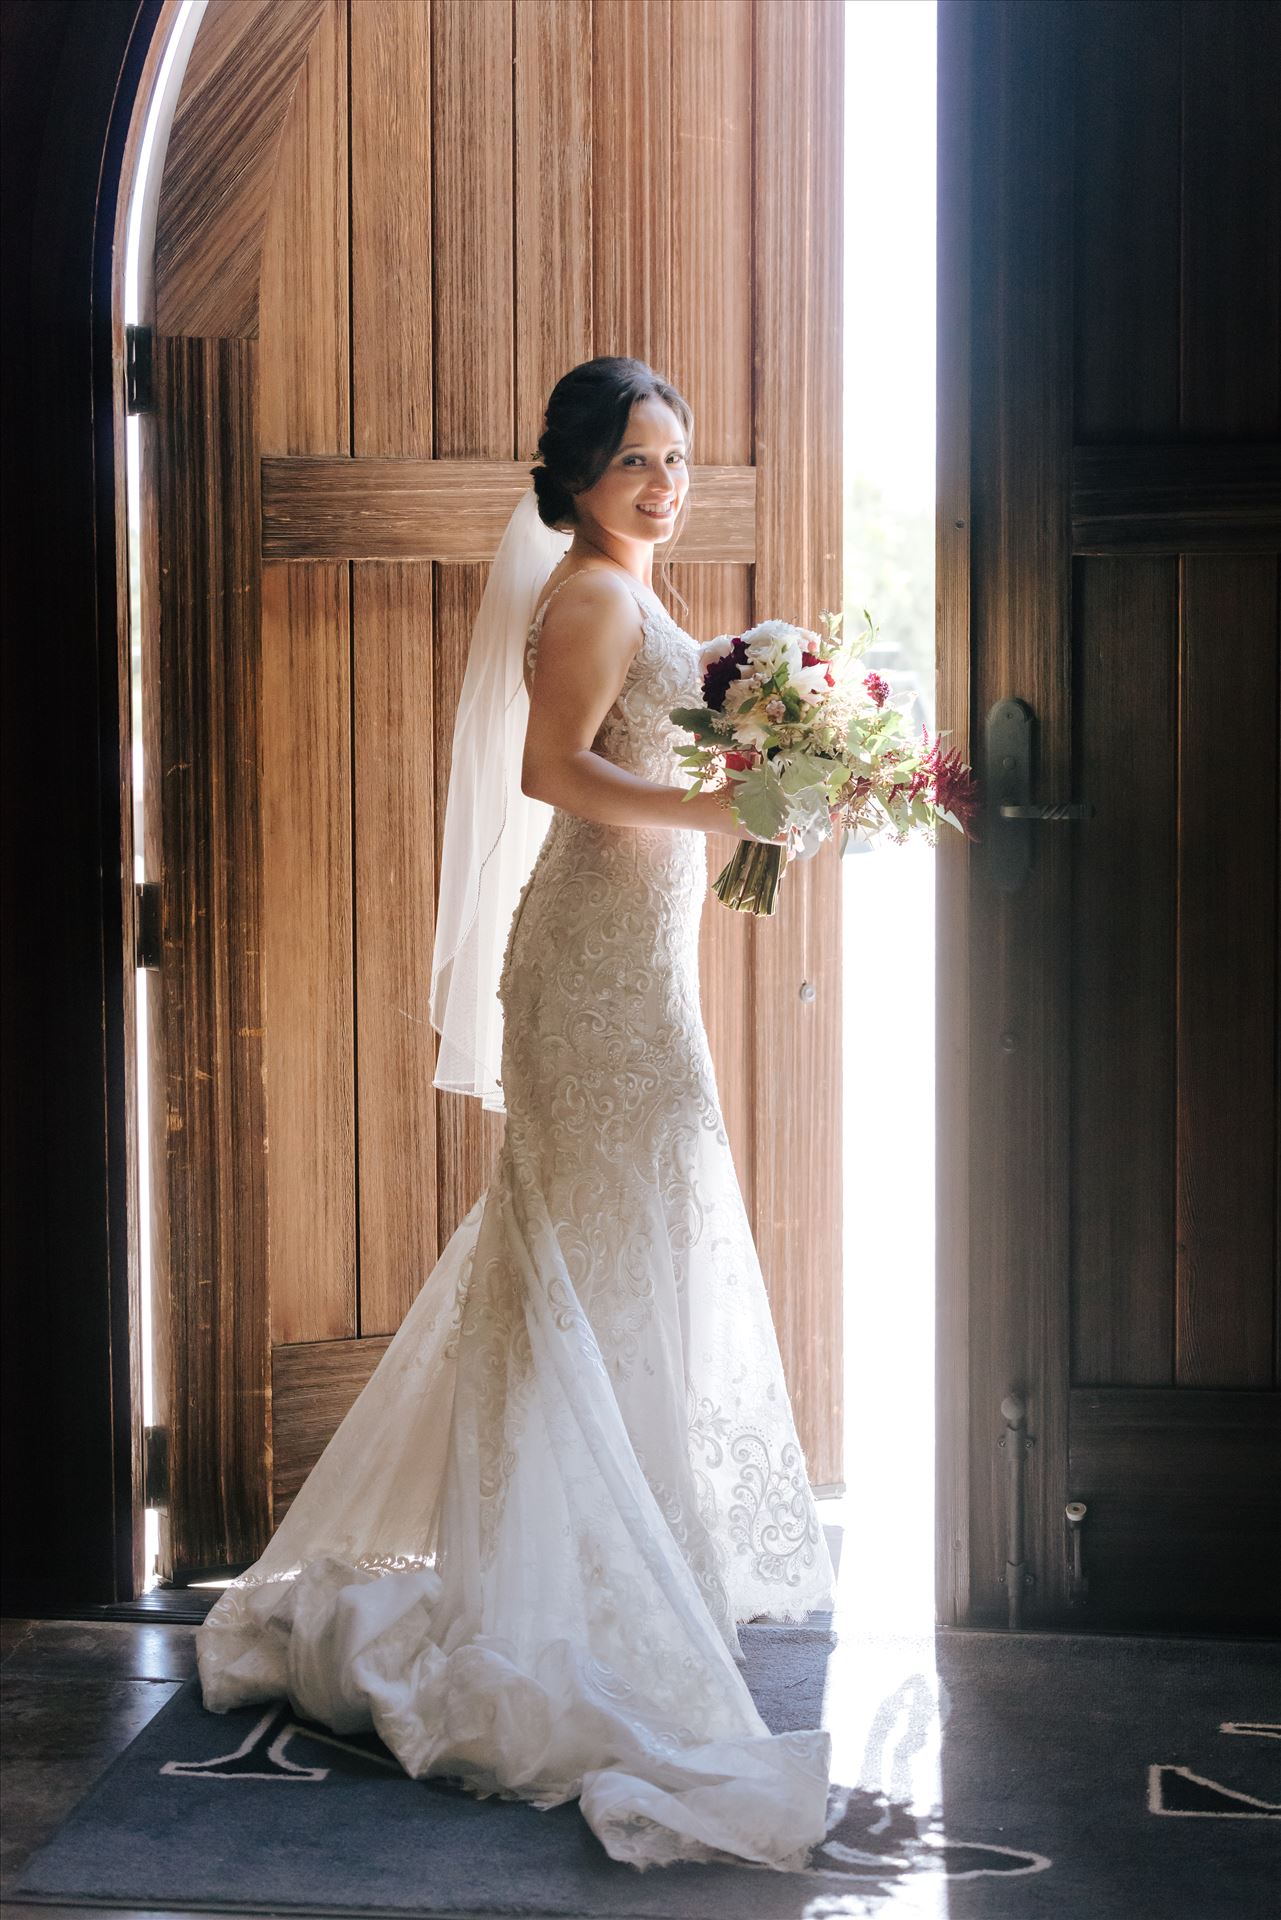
912,726,982,841
863,671,890,708
702,637,750,711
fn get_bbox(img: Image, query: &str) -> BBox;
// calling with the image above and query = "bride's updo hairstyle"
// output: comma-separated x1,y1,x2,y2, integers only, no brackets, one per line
531,356,694,608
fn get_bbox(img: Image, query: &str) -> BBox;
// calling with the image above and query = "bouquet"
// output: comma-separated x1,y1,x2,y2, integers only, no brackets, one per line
670,609,981,914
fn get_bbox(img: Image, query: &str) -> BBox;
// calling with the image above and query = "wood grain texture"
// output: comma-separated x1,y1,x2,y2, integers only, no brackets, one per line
258,0,348,456
1069,1387,1281,1630
1072,445,1281,554
750,0,844,1489
429,1,515,1230
154,336,269,1575
154,0,330,336
354,564,443,1333
1072,0,1181,442
967,0,1075,1622
670,0,756,1224
1175,556,1279,1387
258,0,354,1358
1180,0,1281,437
260,561,356,1348
1070,559,1178,1385
153,0,846,1560
261,457,757,559
272,1333,392,1511
351,0,433,457
432,0,513,457
349,4,441,1333
514,0,593,457
592,0,672,367
935,0,976,1627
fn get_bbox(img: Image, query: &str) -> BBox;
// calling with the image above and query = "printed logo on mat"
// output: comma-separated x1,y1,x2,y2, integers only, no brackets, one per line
1149,1721,1281,1819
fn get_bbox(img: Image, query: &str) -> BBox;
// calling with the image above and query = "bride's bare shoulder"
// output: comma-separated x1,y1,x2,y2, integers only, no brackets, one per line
535,566,646,644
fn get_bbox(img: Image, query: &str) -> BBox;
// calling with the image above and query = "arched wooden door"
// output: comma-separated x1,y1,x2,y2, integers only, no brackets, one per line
141,0,844,1583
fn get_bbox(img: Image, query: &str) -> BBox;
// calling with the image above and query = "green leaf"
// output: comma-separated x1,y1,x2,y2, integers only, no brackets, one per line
778,750,837,796
731,761,789,839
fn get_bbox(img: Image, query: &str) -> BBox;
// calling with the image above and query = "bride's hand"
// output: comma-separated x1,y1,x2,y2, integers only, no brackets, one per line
680,786,788,844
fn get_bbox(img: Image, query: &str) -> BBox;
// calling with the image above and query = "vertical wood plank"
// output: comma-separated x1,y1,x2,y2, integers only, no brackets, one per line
155,336,269,1573
1070,558,1178,1384
1176,555,1279,1385
354,564,443,1329
258,0,355,1349
1072,0,1181,441
935,0,975,1625
752,0,845,1488
1180,0,1281,436
432,0,514,458
259,0,348,455
431,0,514,1227
351,0,441,1328
260,562,356,1346
670,0,757,1212
351,0,434,457
514,0,593,457
967,0,1075,1618
592,0,672,367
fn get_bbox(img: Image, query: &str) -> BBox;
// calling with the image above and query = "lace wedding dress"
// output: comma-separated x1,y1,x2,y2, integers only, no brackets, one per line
195,571,836,1871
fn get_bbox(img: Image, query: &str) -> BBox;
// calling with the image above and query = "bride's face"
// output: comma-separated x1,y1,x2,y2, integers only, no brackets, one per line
574,396,690,545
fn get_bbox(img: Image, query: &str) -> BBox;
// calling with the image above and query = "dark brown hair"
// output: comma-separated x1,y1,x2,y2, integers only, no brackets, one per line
530,356,694,610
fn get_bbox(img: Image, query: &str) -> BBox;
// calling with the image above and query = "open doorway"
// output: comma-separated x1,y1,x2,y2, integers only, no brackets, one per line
836,0,937,1635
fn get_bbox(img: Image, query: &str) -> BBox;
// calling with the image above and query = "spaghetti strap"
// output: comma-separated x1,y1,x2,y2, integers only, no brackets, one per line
530,568,658,636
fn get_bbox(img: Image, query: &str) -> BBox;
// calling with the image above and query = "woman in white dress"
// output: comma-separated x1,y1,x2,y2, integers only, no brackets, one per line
195,357,837,1872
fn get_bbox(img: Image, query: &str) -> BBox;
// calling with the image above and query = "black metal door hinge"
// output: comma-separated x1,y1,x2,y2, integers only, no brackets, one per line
135,880,162,969
126,323,153,414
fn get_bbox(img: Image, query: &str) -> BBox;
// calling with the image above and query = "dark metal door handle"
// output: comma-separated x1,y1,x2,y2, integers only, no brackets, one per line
997,802,1094,820
985,699,1095,891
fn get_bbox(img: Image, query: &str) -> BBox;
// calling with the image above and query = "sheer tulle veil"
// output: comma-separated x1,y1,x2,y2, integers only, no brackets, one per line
428,486,572,1110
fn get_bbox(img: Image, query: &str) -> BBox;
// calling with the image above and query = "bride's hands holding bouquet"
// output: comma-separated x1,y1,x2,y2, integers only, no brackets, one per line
671,610,981,914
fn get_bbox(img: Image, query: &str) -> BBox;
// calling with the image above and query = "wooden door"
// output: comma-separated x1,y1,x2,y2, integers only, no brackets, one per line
145,0,843,1584
938,0,1280,1632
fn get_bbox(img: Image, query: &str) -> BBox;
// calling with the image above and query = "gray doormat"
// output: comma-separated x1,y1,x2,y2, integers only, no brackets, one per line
12,1623,1279,1918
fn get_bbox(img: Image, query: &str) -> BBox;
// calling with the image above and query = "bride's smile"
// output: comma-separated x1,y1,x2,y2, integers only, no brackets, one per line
560,391,691,585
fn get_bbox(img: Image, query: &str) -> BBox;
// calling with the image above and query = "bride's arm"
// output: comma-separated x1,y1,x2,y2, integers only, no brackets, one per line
520,577,772,841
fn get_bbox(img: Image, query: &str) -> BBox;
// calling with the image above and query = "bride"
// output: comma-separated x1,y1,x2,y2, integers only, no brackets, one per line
195,356,837,1872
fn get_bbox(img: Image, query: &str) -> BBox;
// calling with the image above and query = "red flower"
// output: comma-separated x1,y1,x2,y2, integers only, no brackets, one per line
702,637,750,711
802,648,836,689
724,750,756,771
911,726,982,841
863,671,890,708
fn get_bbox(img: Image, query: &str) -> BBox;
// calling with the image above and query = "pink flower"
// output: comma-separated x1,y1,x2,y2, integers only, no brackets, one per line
862,671,890,708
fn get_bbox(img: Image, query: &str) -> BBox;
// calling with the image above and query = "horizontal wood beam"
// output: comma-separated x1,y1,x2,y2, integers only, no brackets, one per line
272,1335,391,1511
1072,443,1281,554
261,458,757,562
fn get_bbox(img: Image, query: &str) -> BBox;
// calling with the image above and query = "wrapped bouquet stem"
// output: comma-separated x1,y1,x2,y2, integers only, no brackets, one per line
714,837,791,914
673,609,981,917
